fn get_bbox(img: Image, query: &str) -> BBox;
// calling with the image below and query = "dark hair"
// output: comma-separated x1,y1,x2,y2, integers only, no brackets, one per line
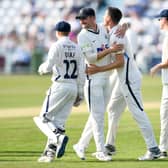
106,7,122,24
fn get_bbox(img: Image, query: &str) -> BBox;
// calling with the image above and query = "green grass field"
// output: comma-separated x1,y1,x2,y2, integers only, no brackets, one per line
0,75,167,168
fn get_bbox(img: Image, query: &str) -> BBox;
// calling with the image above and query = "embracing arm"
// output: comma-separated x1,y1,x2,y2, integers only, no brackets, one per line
97,43,124,60
78,33,123,63
86,54,124,75
114,22,128,38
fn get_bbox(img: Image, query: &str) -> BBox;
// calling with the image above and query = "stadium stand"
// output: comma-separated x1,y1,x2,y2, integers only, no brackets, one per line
0,0,167,74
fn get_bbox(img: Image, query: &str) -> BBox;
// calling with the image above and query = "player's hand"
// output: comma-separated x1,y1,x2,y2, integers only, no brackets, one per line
38,63,46,75
115,23,127,38
85,64,100,75
110,43,124,53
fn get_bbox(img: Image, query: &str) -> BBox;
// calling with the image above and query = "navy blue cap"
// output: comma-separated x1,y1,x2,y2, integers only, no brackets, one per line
155,9,168,19
76,8,95,19
53,21,71,32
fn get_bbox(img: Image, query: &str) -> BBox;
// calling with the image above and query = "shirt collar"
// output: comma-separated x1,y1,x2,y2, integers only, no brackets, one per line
87,24,100,34
59,36,70,41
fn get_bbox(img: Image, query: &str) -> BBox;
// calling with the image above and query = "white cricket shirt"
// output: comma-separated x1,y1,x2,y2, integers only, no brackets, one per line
41,36,85,87
109,25,142,85
161,31,168,84
77,24,112,79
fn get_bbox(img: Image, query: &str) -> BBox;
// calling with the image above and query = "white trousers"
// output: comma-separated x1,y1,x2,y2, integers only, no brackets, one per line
77,77,111,152
40,82,77,131
106,79,158,149
159,84,168,152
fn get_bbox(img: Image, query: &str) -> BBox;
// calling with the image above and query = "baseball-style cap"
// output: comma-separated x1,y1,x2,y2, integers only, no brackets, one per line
155,9,168,19
76,7,95,19
53,21,71,32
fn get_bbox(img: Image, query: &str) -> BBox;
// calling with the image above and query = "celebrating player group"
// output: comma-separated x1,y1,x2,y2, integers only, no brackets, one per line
33,6,168,163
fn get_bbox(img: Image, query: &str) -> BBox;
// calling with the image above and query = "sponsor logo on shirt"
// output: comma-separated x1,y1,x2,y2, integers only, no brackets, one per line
97,44,109,52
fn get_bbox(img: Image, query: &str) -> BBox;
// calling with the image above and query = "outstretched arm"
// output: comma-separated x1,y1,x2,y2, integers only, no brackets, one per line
150,59,168,77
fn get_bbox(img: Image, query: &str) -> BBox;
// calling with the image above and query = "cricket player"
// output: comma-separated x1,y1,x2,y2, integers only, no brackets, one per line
73,7,123,161
150,9,168,158
86,7,161,160
33,21,85,163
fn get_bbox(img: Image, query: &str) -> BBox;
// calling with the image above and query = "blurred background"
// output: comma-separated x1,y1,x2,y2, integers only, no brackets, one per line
0,0,167,75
